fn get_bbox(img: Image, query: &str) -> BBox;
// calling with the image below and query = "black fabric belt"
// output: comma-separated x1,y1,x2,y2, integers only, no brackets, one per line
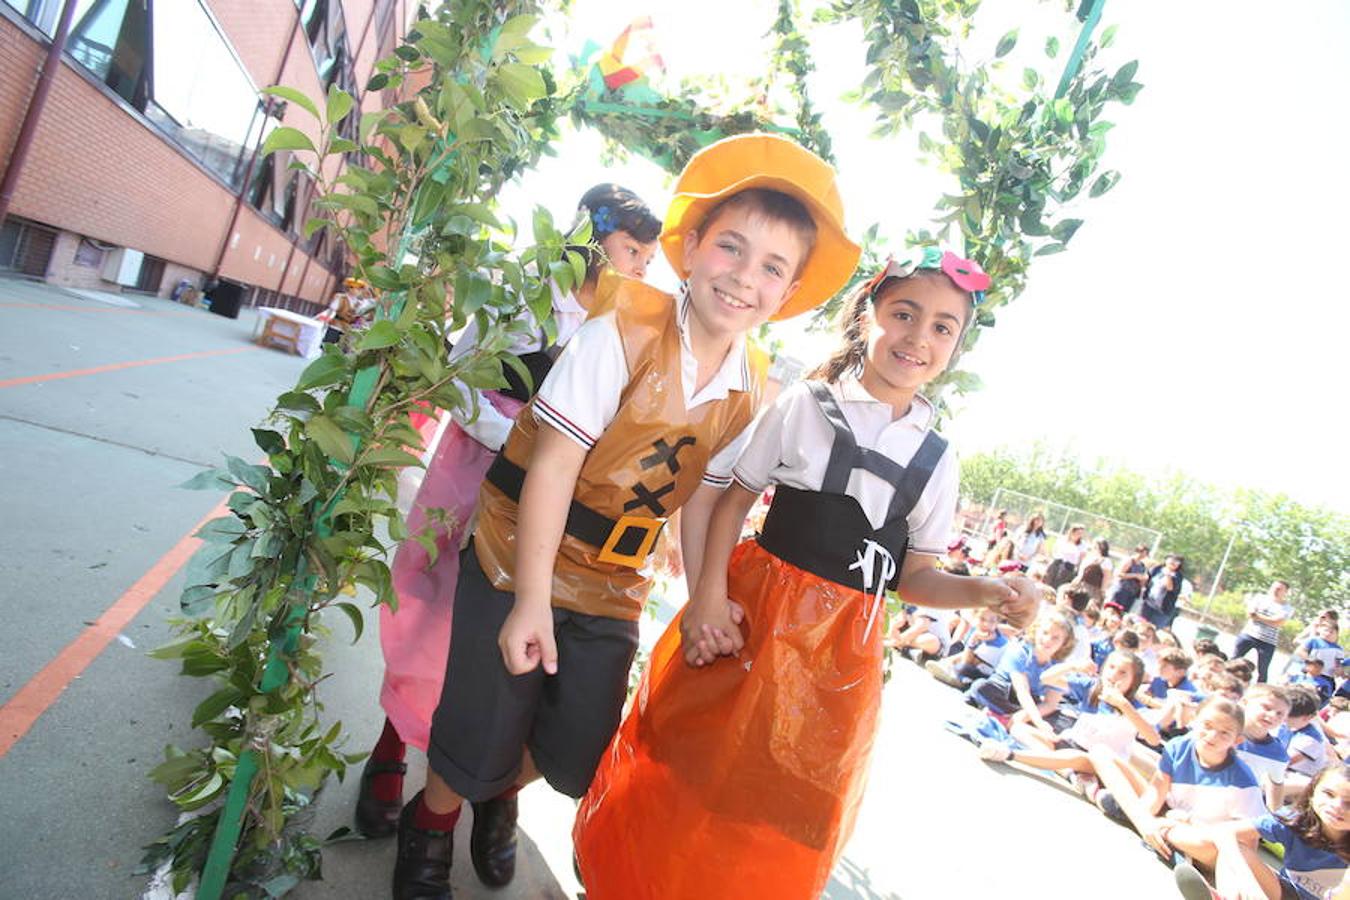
484,454,665,561
756,485,907,593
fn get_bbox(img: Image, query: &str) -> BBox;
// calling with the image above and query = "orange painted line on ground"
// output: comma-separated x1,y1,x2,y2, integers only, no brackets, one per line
0,496,231,758
0,346,256,389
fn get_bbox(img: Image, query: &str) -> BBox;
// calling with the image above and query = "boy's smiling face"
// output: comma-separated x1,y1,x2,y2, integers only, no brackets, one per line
682,205,806,341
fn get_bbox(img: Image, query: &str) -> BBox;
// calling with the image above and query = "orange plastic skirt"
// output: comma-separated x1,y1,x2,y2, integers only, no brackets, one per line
574,539,885,899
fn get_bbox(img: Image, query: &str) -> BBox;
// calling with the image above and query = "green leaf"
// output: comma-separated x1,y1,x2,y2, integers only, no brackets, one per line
226,456,270,494
261,126,316,156
180,585,218,616
393,44,421,62
995,29,1018,58
329,137,357,155
496,63,546,108
277,390,321,416
356,320,402,351
1089,169,1122,198
450,203,501,229
251,428,285,455
325,85,354,125
195,517,247,542
1100,24,1118,48
261,85,320,121
306,415,355,465
296,352,349,390
179,468,234,491
365,72,389,92
499,13,538,40
173,771,224,811
335,602,363,644
1035,242,1067,255
191,687,244,728
1051,218,1084,242
1045,36,1060,58
1112,60,1140,90
359,447,424,468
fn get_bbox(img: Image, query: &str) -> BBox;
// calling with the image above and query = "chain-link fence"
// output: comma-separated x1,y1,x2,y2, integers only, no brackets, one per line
958,487,1163,563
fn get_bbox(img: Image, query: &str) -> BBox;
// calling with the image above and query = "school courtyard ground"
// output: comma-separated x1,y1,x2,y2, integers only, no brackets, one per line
0,275,1248,899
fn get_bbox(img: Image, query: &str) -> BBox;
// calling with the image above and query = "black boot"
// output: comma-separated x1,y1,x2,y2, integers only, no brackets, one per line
469,794,518,888
393,793,454,900
355,759,407,838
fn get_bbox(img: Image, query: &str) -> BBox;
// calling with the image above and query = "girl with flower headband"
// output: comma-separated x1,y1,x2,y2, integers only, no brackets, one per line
353,184,659,840
575,248,1040,898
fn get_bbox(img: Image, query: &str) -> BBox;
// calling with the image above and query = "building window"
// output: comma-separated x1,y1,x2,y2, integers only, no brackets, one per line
133,253,165,293
67,0,150,107
74,237,106,267
142,0,259,188
5,0,262,190
0,217,58,277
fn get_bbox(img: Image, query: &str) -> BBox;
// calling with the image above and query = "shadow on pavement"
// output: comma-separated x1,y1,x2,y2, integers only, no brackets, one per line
824,855,903,900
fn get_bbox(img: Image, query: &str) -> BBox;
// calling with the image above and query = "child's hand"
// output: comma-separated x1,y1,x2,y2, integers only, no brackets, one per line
1101,687,1130,711
498,600,558,675
680,595,745,667
1141,818,1174,859
995,575,1042,628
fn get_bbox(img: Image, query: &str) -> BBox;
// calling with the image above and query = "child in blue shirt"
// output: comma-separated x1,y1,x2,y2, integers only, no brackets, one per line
1290,657,1336,707
976,651,1161,797
1283,686,1332,783
1299,619,1346,672
1206,763,1350,900
1239,683,1293,810
964,608,1075,721
1089,696,1266,869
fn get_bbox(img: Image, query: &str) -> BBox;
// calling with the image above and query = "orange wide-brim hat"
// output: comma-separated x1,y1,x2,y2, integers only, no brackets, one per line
660,133,860,321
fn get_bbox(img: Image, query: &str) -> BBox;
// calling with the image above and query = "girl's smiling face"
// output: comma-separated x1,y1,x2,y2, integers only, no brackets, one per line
1034,622,1068,660
862,275,969,401
1100,654,1136,693
1312,769,1350,838
1191,707,1242,766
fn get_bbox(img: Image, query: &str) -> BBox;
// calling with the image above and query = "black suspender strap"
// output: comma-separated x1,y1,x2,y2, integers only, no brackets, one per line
887,430,948,521
805,381,857,495
803,380,949,525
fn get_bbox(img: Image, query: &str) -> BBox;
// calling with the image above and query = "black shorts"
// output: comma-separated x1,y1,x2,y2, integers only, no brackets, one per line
426,542,640,801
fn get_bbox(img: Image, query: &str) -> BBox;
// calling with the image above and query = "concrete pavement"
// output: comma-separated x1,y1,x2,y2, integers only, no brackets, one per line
2,276,1191,899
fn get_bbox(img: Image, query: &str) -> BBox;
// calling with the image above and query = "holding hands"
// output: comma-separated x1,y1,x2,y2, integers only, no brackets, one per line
680,591,746,667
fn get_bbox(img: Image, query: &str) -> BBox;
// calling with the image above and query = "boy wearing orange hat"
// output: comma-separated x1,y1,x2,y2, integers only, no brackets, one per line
392,134,859,899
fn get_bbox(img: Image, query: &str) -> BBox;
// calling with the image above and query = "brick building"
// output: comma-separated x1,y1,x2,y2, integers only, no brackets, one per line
0,0,408,314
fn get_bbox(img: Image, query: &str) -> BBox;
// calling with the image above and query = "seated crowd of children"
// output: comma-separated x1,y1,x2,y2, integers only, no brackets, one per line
891,565,1350,900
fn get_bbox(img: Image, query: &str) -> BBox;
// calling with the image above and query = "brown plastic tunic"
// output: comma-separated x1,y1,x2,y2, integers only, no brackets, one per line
472,279,766,621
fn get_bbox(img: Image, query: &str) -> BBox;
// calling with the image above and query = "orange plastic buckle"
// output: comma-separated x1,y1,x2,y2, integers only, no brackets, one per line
596,514,666,568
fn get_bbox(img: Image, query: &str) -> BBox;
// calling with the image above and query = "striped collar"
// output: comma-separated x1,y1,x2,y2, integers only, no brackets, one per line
676,281,752,395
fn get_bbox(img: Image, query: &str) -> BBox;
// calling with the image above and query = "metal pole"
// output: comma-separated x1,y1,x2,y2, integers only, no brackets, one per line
0,0,79,225
1201,527,1239,622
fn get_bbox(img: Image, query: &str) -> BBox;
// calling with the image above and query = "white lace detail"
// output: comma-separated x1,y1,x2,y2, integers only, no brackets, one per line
849,538,896,642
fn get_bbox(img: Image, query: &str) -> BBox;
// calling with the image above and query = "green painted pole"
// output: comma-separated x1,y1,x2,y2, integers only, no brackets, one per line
1055,0,1107,99
196,308,405,899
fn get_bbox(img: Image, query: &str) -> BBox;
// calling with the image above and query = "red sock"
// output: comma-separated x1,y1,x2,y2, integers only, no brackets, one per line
372,718,406,762
414,794,462,832
369,719,406,804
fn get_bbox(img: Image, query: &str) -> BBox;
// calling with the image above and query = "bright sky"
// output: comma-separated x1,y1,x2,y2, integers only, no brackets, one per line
496,0,1350,514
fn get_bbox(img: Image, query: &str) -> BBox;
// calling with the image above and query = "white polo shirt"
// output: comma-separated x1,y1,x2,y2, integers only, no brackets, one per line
449,284,589,450
731,376,959,556
531,285,755,488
